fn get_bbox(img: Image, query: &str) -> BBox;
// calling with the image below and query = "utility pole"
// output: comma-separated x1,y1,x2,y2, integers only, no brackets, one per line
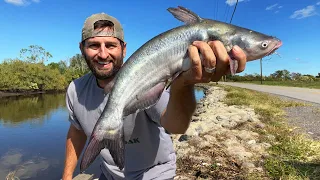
260,58,263,84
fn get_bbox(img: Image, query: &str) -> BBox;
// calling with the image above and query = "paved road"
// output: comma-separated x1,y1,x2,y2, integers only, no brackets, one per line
221,82,320,105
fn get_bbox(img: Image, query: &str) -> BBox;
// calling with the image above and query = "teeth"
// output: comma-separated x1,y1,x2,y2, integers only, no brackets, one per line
98,61,110,65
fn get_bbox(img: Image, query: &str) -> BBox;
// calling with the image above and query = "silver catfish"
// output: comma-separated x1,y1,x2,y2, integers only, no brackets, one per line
80,6,282,172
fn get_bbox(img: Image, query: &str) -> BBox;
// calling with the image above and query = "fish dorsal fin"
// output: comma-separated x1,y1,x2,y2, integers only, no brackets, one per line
123,82,166,116
167,6,202,24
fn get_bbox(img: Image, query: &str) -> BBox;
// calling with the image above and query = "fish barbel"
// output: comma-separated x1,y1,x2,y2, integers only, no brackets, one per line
80,6,282,172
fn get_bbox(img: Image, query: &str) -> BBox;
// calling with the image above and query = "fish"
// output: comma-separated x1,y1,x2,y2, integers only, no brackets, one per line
80,6,282,172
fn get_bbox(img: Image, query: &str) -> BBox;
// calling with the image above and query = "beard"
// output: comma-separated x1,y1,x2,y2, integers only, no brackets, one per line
83,53,123,80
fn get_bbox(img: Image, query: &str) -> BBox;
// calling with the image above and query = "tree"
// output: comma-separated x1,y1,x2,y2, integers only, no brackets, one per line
20,45,53,63
47,60,68,74
69,54,89,74
290,72,302,81
270,69,291,80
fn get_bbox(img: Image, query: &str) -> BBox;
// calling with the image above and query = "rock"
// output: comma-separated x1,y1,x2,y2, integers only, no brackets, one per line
172,86,271,178
226,146,253,162
203,135,216,142
230,115,242,122
195,126,203,134
221,121,238,128
178,134,189,142
247,140,256,145
216,115,229,121
255,123,265,129
242,162,256,170
234,130,259,141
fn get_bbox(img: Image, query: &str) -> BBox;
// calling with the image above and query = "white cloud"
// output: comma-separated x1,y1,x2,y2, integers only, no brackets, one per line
290,5,318,19
4,0,26,6
225,0,246,6
274,10,279,14
317,2,320,5
266,3,278,10
4,0,39,6
278,6,283,9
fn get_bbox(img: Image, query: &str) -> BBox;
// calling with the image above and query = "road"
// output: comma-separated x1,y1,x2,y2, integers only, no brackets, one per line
221,82,320,105
221,82,320,140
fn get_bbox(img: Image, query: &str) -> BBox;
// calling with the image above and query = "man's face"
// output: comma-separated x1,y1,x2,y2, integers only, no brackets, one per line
81,33,126,80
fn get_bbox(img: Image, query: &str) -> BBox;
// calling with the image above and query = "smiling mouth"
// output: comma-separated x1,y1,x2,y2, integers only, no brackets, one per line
97,61,111,65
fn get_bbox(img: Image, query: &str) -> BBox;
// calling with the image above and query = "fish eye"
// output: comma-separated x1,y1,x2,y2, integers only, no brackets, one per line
261,41,269,48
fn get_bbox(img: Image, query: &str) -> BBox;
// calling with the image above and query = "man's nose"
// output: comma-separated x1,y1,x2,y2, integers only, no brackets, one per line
98,46,109,59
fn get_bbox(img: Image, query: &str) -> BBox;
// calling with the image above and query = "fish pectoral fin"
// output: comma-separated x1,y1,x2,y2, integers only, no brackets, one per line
167,6,202,24
80,128,125,172
166,71,183,90
104,77,116,95
228,53,239,76
124,82,166,116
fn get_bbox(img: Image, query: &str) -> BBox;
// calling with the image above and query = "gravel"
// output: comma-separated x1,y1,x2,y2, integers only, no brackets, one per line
266,93,320,140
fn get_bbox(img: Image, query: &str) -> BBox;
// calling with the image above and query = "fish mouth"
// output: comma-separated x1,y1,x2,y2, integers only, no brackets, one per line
266,40,282,56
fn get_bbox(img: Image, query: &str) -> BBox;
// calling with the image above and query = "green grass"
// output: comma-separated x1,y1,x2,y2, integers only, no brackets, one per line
233,80,320,89
221,85,320,180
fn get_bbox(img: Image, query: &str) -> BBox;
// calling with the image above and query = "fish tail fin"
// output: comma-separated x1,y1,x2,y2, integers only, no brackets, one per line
80,135,104,173
107,127,125,170
80,127,125,172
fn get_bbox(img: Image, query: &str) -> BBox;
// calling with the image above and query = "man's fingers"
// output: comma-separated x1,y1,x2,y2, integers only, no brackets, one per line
208,41,230,81
187,45,202,81
231,45,247,73
192,41,216,69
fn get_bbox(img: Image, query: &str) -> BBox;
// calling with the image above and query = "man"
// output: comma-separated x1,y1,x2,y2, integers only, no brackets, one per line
62,12,247,180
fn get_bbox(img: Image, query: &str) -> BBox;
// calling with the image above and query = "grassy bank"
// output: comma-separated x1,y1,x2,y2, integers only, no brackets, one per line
221,84,320,179
232,80,320,89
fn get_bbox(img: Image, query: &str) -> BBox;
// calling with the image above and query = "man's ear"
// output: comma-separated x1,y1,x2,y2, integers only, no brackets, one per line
122,42,127,58
79,42,84,55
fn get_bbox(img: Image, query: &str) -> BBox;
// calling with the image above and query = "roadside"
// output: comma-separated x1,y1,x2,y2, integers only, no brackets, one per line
220,82,320,105
173,83,320,179
221,81,320,140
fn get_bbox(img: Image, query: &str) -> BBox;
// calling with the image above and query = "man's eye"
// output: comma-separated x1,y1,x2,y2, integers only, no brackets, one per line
89,44,99,49
106,44,117,49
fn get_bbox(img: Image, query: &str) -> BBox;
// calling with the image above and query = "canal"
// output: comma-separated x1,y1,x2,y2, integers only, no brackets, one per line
0,89,205,180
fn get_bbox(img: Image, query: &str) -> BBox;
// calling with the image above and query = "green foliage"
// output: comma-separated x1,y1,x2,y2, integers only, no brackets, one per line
0,59,67,91
69,53,89,75
226,69,320,88
0,45,90,92
20,45,53,63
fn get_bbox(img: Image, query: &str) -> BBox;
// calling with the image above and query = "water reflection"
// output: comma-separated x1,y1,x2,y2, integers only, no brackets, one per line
194,87,205,101
0,93,66,126
0,89,205,179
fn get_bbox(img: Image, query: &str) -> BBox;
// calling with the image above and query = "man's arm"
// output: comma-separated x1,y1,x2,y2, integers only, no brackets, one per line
62,124,87,180
161,40,247,134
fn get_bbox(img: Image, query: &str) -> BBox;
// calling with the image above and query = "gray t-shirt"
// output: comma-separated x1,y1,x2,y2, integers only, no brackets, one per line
66,73,176,180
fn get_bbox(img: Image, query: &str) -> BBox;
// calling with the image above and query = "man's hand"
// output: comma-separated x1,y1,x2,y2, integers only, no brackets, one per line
179,40,247,85
161,40,247,134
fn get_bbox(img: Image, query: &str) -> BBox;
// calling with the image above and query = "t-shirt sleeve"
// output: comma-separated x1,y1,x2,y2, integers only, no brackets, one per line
145,88,170,125
65,82,83,130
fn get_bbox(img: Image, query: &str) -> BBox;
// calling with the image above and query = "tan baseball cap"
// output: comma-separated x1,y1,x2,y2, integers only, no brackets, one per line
81,13,124,42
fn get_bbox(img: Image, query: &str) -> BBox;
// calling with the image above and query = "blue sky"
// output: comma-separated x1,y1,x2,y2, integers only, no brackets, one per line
1,0,320,76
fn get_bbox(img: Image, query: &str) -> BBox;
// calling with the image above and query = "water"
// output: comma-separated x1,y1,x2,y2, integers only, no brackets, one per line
0,89,205,180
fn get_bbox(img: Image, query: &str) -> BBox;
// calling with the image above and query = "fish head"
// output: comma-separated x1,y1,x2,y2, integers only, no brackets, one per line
230,30,282,61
